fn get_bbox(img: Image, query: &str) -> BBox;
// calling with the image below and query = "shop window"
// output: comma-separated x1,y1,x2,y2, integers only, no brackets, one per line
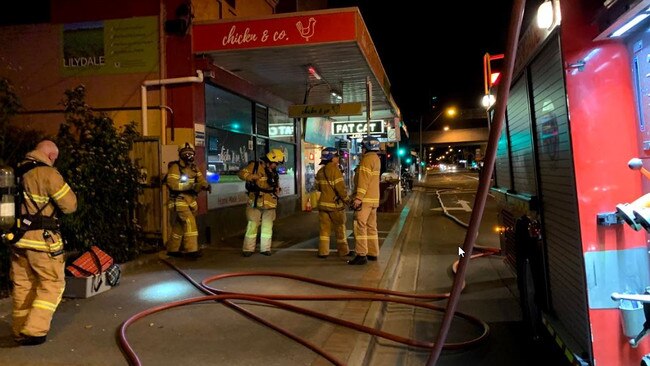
255,103,269,137
205,84,253,134
269,108,295,143
206,128,253,180
271,141,296,196
256,137,268,160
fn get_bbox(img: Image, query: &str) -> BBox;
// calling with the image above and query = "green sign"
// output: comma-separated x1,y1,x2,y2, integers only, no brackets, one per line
61,16,159,76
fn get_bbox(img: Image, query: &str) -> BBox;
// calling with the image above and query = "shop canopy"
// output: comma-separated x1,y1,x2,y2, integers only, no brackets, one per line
192,7,400,120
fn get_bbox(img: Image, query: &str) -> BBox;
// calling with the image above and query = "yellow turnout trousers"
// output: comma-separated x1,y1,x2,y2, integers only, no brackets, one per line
243,207,276,252
167,209,199,253
11,248,65,338
318,210,350,256
353,203,379,257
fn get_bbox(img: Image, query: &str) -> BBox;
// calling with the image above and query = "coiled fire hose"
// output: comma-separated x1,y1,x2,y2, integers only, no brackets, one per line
117,257,497,365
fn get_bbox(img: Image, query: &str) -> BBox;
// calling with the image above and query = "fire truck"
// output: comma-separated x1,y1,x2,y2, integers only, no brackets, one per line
492,1,650,365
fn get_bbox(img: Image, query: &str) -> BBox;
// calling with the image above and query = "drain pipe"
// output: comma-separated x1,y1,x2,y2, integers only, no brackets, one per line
426,0,525,364
141,70,204,137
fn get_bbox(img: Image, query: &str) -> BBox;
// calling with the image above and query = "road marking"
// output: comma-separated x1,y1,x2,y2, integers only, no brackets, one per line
431,199,472,212
457,199,472,211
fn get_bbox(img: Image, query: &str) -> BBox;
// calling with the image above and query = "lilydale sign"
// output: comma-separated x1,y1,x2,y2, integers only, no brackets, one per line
332,120,385,135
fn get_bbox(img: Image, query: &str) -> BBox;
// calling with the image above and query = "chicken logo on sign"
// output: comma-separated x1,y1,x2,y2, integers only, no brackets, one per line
296,17,316,41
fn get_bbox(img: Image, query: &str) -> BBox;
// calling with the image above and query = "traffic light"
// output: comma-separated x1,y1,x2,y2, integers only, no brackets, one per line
405,157,412,164
483,53,504,93
398,148,406,157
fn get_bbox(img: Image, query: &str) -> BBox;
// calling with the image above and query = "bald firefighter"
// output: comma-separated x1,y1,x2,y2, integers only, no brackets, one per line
166,143,211,259
11,140,77,345
349,137,381,265
238,149,284,257
315,147,353,258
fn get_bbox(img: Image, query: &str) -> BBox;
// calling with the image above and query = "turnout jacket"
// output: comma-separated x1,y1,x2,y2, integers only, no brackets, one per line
238,160,278,209
15,150,77,253
166,160,209,212
353,151,381,208
315,162,349,211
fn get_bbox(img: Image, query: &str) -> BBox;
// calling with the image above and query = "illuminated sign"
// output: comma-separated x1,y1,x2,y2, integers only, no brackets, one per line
332,120,385,135
288,102,363,118
269,123,294,137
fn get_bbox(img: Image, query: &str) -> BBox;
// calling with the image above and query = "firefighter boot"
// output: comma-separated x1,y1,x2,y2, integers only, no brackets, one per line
347,255,368,265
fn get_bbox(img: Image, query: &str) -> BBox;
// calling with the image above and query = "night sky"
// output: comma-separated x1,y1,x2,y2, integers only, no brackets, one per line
328,0,535,130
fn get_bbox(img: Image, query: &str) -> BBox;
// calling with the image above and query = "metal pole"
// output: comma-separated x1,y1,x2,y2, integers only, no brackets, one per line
426,0,525,364
419,116,423,179
366,77,372,137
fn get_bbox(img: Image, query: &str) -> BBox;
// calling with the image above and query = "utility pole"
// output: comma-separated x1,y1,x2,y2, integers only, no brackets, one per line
419,115,423,179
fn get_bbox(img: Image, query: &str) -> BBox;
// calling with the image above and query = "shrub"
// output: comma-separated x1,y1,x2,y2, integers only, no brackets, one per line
56,85,141,262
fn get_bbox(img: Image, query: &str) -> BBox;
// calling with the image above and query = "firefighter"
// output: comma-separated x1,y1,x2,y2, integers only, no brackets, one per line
166,143,211,259
238,148,284,257
349,136,381,265
315,147,353,258
11,140,77,346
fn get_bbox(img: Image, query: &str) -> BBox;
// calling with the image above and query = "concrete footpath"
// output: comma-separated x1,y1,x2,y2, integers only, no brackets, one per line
0,202,407,366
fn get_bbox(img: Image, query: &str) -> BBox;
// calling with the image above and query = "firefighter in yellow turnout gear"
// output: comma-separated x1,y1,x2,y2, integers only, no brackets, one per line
166,143,210,259
11,140,77,346
349,137,381,265
238,149,284,257
315,147,353,258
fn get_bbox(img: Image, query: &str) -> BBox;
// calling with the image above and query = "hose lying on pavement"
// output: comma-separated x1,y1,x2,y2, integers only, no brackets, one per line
117,260,494,366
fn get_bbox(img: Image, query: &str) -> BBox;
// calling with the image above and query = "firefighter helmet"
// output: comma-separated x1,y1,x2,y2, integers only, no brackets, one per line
178,142,195,155
178,143,195,162
361,136,380,151
266,148,285,163
320,147,339,164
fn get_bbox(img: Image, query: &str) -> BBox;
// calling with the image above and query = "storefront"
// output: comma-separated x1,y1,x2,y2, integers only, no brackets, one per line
192,7,402,238
0,3,401,245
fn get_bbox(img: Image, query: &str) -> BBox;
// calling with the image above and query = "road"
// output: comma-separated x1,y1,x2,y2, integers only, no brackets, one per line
366,170,571,366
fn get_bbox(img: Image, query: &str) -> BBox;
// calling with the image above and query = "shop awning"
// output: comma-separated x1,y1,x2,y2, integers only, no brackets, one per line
192,8,400,120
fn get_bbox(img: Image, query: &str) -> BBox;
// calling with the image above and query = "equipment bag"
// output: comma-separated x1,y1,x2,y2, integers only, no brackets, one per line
105,263,122,287
66,246,114,277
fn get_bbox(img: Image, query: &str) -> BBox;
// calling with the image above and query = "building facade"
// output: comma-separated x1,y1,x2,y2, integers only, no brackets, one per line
0,0,400,245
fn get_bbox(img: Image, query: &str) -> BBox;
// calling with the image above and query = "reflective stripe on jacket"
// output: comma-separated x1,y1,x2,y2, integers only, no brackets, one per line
316,162,349,211
354,151,380,207
15,150,77,252
238,161,277,209
166,161,208,212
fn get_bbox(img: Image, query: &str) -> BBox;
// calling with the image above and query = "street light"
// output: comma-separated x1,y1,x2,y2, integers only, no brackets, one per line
481,94,496,109
424,107,457,131
419,106,457,178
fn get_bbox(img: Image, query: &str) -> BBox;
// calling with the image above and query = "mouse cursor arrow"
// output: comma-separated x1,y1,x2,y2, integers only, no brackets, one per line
458,247,465,257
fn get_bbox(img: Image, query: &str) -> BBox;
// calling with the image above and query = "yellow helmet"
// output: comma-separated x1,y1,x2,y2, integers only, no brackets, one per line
266,148,285,163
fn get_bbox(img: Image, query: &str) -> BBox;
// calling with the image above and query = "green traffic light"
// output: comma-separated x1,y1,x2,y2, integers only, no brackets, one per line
398,148,406,157
420,162,425,166
405,158,412,164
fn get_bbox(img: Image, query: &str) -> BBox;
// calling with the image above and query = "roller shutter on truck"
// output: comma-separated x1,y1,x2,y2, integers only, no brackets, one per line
495,34,591,360
529,36,590,360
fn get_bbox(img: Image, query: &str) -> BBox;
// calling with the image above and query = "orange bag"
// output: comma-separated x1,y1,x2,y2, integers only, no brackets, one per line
66,246,114,278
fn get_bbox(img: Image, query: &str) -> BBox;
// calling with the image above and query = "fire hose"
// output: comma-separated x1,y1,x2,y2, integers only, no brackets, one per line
117,255,497,365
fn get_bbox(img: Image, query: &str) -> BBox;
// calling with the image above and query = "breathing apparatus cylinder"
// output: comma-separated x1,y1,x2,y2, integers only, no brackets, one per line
0,165,16,232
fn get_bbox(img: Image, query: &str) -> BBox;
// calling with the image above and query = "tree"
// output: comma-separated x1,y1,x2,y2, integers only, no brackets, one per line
56,85,141,262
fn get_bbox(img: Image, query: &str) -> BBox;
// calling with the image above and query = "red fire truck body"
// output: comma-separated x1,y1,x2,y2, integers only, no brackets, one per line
494,1,650,365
